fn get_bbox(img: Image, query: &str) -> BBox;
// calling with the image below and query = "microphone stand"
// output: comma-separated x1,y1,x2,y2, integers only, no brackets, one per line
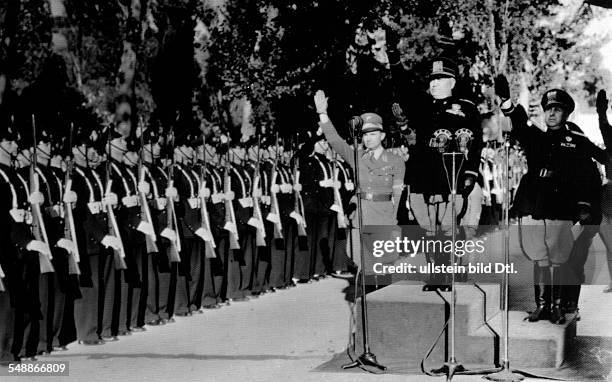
484,133,528,382
342,118,386,372
427,147,502,380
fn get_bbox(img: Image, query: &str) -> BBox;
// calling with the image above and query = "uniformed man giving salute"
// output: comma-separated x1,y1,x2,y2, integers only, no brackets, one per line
496,75,607,325
314,90,405,282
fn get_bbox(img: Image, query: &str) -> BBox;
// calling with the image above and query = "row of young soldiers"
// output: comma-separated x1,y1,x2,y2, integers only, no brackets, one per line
0,121,356,363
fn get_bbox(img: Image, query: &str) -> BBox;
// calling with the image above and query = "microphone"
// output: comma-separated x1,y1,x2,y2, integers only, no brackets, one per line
348,116,363,139
455,128,474,158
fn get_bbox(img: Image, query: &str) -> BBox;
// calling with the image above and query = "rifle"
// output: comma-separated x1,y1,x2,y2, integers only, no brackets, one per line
29,114,55,274
104,128,128,270
330,152,347,228
247,134,266,247
289,137,307,238
223,141,240,250
266,132,283,240
196,132,217,258
0,264,5,291
137,119,158,254
160,127,181,262
62,122,81,275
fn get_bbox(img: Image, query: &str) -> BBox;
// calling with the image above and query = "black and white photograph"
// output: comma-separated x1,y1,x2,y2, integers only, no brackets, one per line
2,0,612,381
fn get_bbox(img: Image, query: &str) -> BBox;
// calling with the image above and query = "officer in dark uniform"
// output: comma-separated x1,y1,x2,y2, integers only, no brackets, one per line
496,75,606,324
397,57,483,290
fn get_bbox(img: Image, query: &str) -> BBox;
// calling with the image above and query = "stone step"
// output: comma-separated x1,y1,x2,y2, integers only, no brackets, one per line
472,310,578,368
355,281,577,369
356,282,501,366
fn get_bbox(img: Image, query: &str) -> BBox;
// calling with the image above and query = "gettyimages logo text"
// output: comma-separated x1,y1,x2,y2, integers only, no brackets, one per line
372,236,486,258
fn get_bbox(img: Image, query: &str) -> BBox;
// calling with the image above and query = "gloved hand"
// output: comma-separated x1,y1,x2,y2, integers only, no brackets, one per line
224,190,235,200
165,186,178,199
494,74,511,101
63,190,78,204
101,235,122,250
392,102,408,127
461,174,477,196
577,203,592,224
103,192,118,207
597,89,609,115
27,240,50,256
29,191,45,205
138,181,150,195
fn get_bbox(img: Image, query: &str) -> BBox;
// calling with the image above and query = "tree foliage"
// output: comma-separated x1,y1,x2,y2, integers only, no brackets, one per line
0,0,610,140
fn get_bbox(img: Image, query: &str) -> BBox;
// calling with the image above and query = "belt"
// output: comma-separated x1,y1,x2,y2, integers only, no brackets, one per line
360,192,392,202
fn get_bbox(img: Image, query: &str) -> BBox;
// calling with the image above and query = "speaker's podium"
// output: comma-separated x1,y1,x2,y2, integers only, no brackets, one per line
355,281,578,369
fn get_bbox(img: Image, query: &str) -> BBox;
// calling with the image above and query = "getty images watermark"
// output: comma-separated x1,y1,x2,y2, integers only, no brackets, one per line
370,236,517,275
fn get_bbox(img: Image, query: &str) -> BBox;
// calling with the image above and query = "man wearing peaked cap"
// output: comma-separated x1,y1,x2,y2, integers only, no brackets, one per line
429,57,457,80
314,90,405,290
360,113,384,133
541,89,575,114
495,75,606,325
392,55,483,292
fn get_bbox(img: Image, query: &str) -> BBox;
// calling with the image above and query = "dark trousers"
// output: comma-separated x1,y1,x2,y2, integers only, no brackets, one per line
11,254,41,358
74,255,102,341
0,290,15,362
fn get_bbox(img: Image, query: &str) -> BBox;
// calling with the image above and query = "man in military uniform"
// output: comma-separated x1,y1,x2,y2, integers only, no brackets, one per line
293,129,334,283
172,132,202,315
27,124,80,354
329,149,355,275
261,137,293,290
202,141,225,308
140,128,172,323
0,121,48,361
314,90,405,287
71,126,120,345
395,57,483,291
100,133,136,339
496,75,606,324
227,139,254,300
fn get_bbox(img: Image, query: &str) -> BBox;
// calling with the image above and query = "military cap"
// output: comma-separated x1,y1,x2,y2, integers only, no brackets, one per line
360,112,384,134
429,57,457,79
541,89,575,114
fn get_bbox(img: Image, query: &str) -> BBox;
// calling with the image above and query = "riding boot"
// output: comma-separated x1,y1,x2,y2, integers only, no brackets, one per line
549,265,566,325
527,263,549,322
563,284,581,320
422,253,452,292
